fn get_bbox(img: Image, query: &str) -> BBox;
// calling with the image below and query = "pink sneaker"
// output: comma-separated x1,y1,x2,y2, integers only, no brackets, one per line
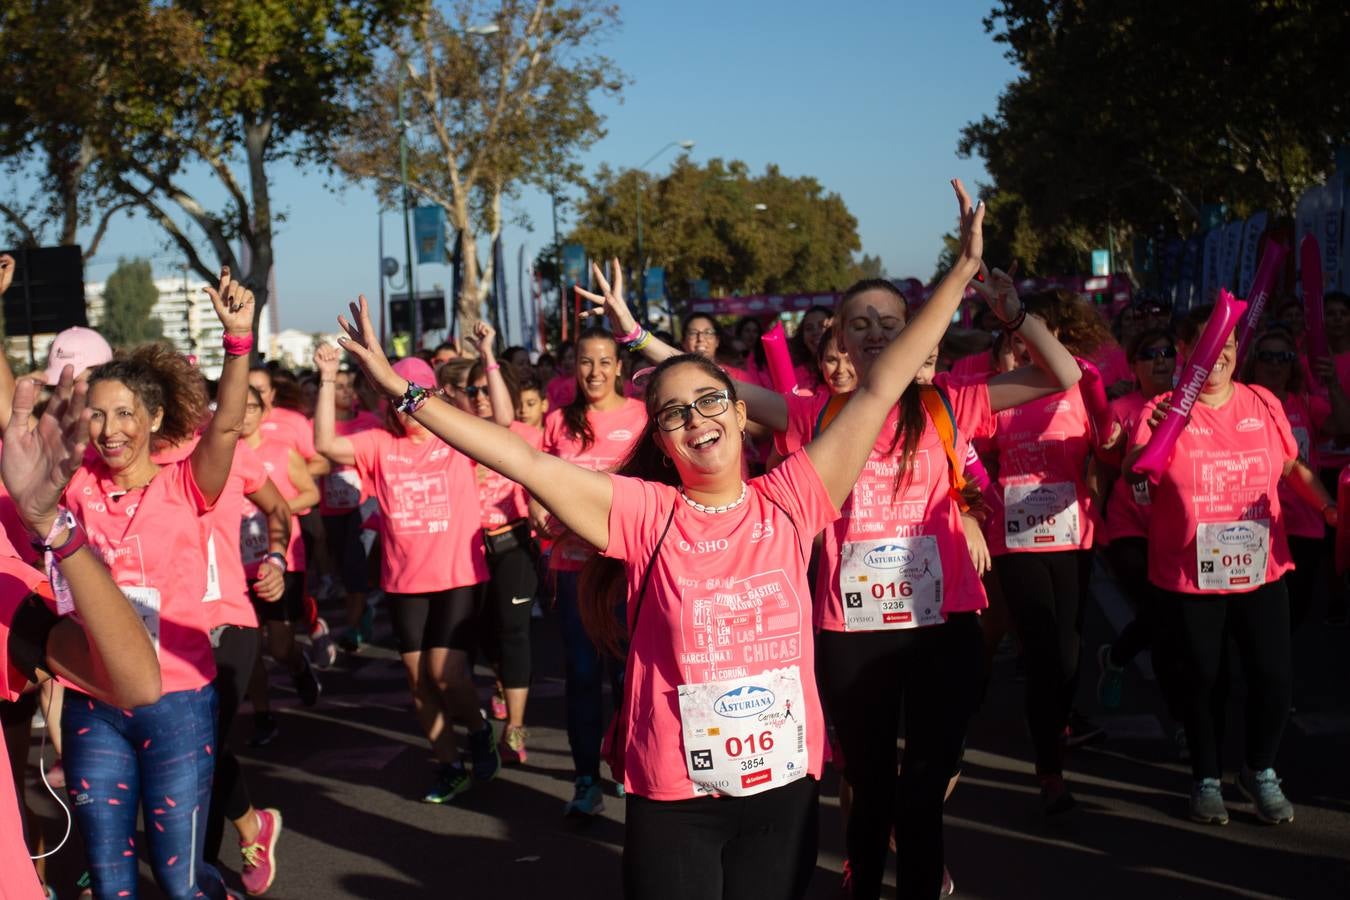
489,689,508,721
240,807,282,895
499,725,528,764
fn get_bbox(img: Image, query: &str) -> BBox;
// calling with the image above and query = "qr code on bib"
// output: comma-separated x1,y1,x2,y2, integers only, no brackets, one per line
690,749,714,771
1201,561,1214,574
845,592,863,609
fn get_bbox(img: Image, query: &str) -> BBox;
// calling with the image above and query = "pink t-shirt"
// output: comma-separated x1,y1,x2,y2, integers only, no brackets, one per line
546,375,577,410
241,438,306,576
988,384,1097,556
1094,343,1132,389
0,558,48,900
602,450,839,800
1276,391,1327,540
1132,383,1298,594
541,398,647,572
478,421,542,529
349,428,488,593
1104,391,1154,543
65,459,217,692
260,406,316,460
320,411,382,515
950,352,995,380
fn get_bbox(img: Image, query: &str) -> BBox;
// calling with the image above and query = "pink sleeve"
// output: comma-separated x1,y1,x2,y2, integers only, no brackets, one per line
1266,396,1300,464
603,475,671,563
294,417,316,460
347,429,381,481
754,449,839,541
174,458,214,513
937,373,994,441
236,444,269,494
774,392,820,457
0,559,50,701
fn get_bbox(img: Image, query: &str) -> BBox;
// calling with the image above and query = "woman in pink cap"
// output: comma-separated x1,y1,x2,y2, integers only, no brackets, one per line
313,348,497,803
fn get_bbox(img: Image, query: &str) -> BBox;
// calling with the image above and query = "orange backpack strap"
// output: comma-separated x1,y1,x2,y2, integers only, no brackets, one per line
919,385,969,510
813,393,851,440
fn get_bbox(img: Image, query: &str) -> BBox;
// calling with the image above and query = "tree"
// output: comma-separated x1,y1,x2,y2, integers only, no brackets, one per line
98,259,164,347
334,0,624,338
568,156,861,300
955,0,1350,276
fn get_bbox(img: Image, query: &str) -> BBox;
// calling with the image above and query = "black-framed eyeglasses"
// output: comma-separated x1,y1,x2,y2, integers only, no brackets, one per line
1135,347,1177,362
656,390,732,432
1256,350,1297,365
685,328,717,340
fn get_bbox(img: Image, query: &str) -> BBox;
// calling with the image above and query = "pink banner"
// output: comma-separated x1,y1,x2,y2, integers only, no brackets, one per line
1303,235,1329,366
760,322,797,395
1233,240,1288,366
1133,289,1248,484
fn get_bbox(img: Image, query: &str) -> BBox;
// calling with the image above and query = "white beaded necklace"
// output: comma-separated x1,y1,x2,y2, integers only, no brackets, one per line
679,482,748,514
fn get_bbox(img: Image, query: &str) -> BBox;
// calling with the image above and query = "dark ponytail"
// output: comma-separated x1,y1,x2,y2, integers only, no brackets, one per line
578,354,737,655
561,328,621,452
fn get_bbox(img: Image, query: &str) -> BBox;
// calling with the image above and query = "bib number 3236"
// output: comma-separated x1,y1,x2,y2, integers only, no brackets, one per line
839,535,944,631
677,667,808,797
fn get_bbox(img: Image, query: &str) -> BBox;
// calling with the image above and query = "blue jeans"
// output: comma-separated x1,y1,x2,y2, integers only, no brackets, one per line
554,570,624,779
63,686,227,900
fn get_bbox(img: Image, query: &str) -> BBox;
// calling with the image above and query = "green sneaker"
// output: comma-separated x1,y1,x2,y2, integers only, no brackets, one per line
1238,767,1294,824
1189,778,1229,825
422,764,471,804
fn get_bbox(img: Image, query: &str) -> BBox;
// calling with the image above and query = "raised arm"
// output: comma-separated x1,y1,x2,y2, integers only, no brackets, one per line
313,344,357,466
191,268,254,504
807,180,984,507
0,255,16,431
577,260,790,431
3,370,161,708
338,296,614,550
285,449,320,515
466,320,514,427
971,263,1083,411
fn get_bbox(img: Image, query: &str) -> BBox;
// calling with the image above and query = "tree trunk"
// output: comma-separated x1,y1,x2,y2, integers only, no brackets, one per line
456,202,481,340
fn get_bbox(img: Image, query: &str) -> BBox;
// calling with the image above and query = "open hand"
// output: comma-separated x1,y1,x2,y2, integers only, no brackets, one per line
2,366,91,535
576,258,639,336
337,296,408,398
204,267,254,336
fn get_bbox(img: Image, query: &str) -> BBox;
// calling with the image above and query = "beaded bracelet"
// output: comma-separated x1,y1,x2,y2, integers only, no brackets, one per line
397,382,431,415
629,330,654,352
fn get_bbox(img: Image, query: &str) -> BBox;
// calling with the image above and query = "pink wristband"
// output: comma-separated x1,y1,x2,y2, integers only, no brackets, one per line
485,362,501,374
222,333,254,356
616,323,643,343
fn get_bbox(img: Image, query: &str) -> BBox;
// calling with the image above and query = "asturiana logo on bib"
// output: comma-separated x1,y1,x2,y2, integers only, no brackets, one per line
1217,524,1255,546
1236,417,1263,433
1022,486,1063,508
714,684,776,718
863,544,914,569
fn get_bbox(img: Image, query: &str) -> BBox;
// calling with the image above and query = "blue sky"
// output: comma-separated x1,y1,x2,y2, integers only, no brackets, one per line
80,0,1019,334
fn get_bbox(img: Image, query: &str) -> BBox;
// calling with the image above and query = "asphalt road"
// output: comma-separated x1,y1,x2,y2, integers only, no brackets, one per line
19,560,1350,899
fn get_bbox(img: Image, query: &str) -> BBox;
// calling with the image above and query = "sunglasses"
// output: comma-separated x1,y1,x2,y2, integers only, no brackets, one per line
461,384,488,398
656,389,732,432
1255,350,1297,365
1135,347,1177,362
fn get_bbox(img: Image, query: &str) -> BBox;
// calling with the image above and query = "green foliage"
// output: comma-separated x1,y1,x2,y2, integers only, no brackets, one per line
99,258,164,348
568,157,861,301
955,0,1350,276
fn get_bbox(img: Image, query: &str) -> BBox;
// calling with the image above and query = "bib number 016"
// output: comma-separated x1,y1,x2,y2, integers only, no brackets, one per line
871,581,913,599
724,730,775,759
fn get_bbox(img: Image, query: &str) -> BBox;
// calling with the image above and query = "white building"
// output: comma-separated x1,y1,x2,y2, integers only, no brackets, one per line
270,329,343,371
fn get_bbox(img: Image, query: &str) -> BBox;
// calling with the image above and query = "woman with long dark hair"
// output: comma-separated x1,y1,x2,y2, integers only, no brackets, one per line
334,178,985,900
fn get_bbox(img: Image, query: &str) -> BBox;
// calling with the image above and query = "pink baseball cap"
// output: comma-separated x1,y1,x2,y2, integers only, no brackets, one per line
391,356,436,387
44,326,113,385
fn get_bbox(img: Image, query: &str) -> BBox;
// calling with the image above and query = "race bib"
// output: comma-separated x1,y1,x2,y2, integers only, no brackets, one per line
202,535,222,603
839,535,944,631
1004,482,1081,549
324,468,362,510
122,585,161,653
240,511,268,567
677,666,808,797
1196,519,1270,590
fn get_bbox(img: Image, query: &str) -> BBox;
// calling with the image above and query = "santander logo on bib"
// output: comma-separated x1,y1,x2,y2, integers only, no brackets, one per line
863,544,914,569
714,684,776,718
1236,417,1263,433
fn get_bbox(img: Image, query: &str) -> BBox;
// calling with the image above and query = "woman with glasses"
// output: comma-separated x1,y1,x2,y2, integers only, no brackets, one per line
314,350,499,804
1242,328,1350,637
334,178,986,900
539,326,647,817
1095,329,1187,746
1125,306,1336,826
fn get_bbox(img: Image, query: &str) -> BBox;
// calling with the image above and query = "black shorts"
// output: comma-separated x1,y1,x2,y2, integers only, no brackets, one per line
251,572,306,624
387,586,483,654
323,510,369,594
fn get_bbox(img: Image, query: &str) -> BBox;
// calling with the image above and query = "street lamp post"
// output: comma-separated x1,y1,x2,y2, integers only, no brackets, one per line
397,66,419,351
634,139,695,324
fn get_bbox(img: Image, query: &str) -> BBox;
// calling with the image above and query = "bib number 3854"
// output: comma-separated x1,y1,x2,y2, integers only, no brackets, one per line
677,667,808,797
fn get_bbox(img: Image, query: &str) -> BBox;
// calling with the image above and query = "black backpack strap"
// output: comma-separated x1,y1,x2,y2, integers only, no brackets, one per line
627,503,677,638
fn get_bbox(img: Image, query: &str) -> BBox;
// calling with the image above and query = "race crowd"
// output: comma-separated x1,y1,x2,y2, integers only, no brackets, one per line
0,180,1343,899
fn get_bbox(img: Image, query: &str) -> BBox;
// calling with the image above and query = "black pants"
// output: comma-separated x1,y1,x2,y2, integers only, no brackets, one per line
1105,538,1185,722
816,615,983,900
1162,580,1292,780
387,586,482,654
994,549,1090,776
623,776,818,900
1286,535,1322,634
483,542,538,688
206,624,259,864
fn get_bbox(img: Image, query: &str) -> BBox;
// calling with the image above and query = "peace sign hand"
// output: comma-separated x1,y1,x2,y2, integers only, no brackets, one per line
576,258,639,336
337,295,407,398
204,267,254,336
971,260,1022,323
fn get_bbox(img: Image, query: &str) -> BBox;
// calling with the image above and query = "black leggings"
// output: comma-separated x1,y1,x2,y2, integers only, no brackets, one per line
623,776,818,900
994,549,1090,776
1105,538,1185,722
816,615,983,900
1162,580,1292,780
387,586,482,654
1286,535,1322,634
483,543,538,689
206,624,259,864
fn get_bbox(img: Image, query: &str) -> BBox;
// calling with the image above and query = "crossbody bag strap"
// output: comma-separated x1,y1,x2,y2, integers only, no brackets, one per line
626,504,678,639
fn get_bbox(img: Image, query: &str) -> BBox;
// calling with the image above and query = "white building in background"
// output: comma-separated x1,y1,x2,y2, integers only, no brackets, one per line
270,329,343,371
